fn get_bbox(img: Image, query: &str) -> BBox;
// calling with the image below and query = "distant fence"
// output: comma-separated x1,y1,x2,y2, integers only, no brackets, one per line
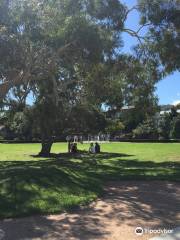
0,140,42,144
0,139,180,144
110,139,180,143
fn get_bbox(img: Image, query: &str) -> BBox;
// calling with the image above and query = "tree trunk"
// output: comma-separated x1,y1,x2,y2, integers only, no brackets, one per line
39,135,53,157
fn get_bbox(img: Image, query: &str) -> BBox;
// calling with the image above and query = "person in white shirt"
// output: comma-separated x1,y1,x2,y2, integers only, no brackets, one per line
89,143,95,153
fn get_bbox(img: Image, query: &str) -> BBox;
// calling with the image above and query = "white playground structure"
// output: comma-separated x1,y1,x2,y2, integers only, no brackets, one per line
66,134,110,143
86,134,110,143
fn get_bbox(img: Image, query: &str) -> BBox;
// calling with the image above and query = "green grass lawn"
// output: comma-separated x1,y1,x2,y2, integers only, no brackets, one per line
0,142,180,218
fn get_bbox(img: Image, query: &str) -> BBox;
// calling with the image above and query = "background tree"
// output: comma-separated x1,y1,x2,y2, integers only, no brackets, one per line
133,117,159,139
158,113,171,139
170,116,180,139
107,55,159,131
65,104,107,135
105,119,124,137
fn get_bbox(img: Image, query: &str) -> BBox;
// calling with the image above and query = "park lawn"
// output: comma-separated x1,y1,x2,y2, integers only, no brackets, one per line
0,142,180,218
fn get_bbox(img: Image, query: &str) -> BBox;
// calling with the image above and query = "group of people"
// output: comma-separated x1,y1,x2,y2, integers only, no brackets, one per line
67,140,101,154
68,142,78,153
89,142,100,154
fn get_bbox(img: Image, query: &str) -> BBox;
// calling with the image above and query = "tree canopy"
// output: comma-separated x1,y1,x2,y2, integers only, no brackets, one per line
137,0,180,73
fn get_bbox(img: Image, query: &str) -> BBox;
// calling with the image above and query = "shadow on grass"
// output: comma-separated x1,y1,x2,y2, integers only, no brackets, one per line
0,151,179,220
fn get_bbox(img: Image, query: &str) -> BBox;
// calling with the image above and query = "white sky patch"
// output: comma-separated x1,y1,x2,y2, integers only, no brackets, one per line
172,100,180,106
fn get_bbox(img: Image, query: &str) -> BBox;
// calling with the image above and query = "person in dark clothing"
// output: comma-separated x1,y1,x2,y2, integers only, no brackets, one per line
66,136,72,153
95,142,100,153
71,143,78,153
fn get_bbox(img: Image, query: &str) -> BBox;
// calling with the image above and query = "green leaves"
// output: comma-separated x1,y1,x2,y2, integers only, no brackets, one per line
137,0,180,73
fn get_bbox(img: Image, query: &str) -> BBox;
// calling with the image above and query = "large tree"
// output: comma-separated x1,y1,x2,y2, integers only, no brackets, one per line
0,0,179,155
0,0,127,155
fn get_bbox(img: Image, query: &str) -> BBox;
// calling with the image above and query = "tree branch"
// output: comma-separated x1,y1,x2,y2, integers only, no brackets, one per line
136,23,152,34
123,28,145,45
123,6,139,24
0,71,24,99
0,42,75,99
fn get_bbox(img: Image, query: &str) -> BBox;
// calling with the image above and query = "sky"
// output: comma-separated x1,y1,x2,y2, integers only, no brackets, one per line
122,0,180,105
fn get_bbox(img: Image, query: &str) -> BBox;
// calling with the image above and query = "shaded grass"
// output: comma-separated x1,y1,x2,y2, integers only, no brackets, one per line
0,142,180,218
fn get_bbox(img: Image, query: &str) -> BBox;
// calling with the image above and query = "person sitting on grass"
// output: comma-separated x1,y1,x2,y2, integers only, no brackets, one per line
89,142,95,153
95,142,100,153
71,142,78,153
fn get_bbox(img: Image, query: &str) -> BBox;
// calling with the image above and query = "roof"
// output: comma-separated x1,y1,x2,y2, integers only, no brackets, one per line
121,106,135,110
160,109,180,115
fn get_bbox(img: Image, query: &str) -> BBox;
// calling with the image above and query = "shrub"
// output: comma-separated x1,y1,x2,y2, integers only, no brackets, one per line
170,116,180,139
133,118,158,139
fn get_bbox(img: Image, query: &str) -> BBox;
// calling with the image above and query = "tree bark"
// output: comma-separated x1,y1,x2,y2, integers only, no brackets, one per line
39,135,53,157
